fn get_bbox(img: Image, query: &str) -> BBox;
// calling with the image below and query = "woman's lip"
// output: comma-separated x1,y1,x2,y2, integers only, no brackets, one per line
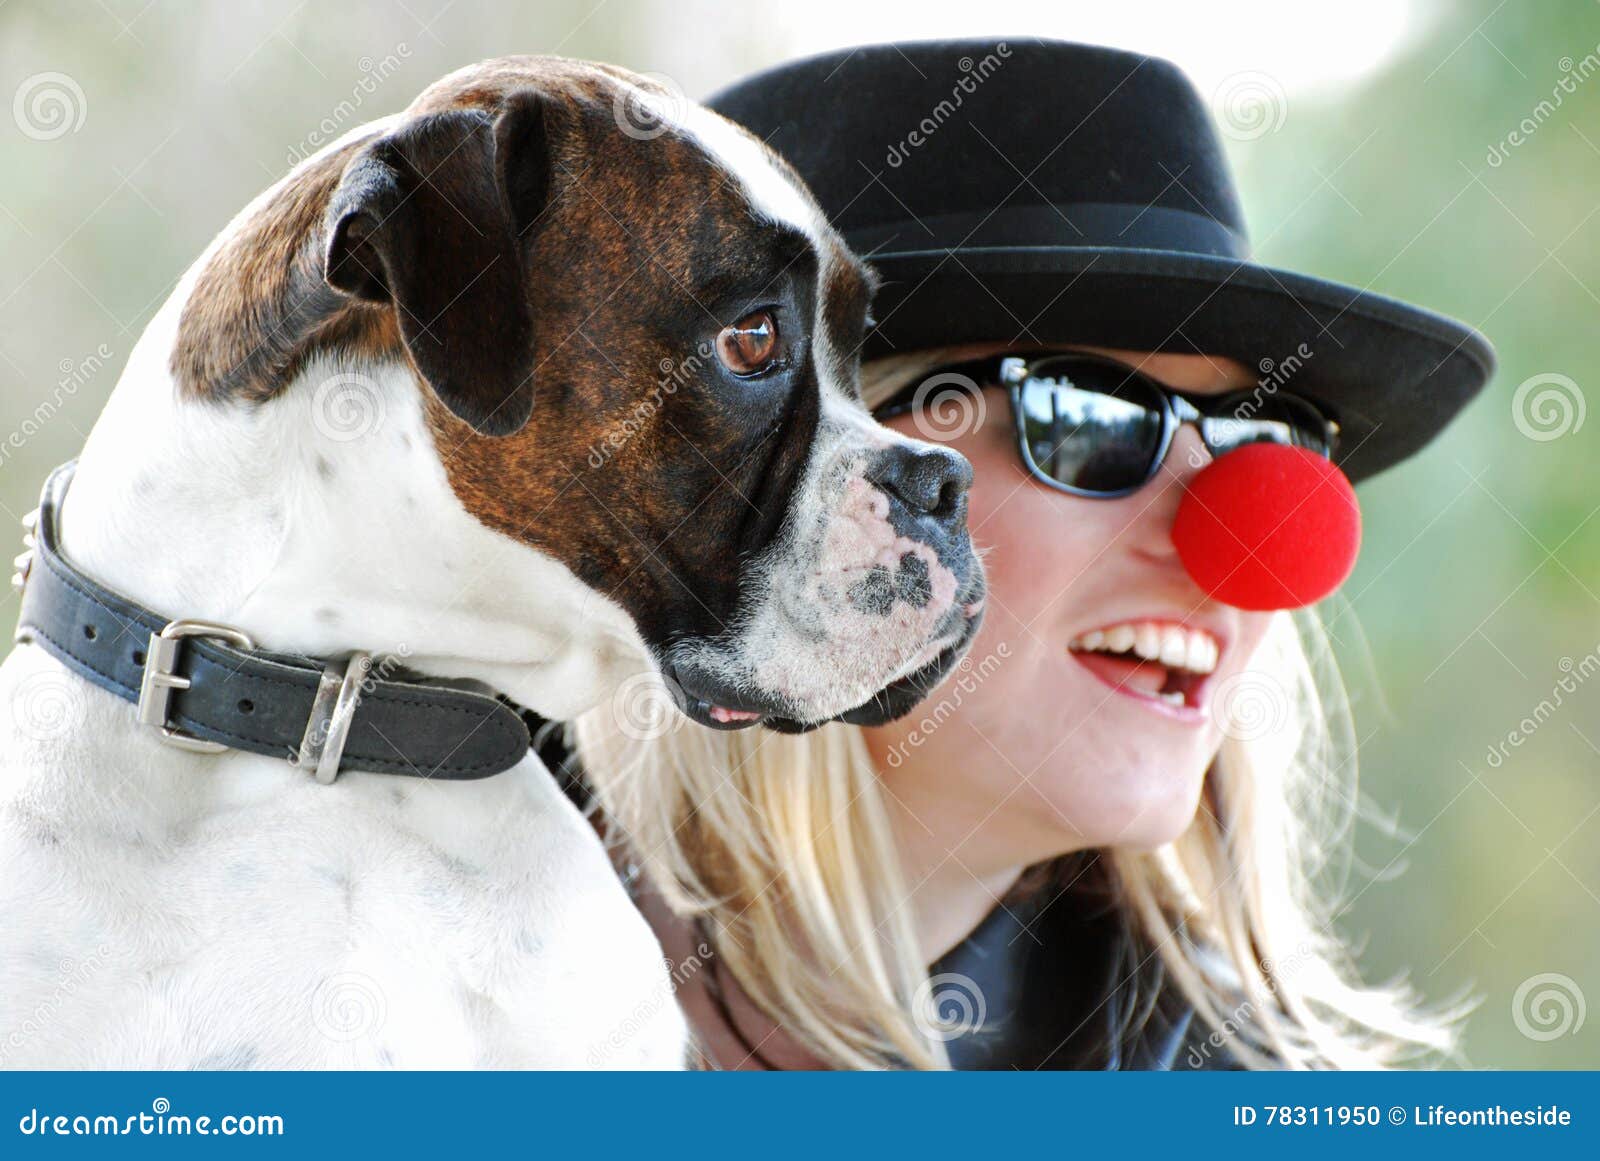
1067,649,1209,725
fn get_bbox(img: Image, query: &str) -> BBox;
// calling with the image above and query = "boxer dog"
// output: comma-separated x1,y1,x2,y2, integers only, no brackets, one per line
0,57,984,1068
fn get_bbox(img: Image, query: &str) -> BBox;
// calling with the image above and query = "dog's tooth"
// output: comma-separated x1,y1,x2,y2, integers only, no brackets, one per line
1081,629,1106,651
1133,622,1162,661
1106,624,1136,653
1196,634,1219,674
1159,626,1188,669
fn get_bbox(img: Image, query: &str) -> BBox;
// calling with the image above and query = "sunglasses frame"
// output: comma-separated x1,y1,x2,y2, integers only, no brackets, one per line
879,352,1340,500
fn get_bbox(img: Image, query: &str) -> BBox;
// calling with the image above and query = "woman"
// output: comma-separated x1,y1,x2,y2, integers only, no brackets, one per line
568,40,1494,1069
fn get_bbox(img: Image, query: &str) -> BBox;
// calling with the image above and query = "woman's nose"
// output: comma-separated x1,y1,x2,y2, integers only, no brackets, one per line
1165,424,1214,485
1125,425,1212,561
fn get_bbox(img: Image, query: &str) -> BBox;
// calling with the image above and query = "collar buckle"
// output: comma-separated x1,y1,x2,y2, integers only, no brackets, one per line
137,619,256,754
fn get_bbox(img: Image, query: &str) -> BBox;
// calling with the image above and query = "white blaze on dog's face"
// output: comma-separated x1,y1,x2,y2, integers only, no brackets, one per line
648,102,986,730
172,58,985,731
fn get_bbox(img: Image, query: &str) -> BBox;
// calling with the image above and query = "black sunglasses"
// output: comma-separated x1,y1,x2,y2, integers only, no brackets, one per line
881,353,1340,499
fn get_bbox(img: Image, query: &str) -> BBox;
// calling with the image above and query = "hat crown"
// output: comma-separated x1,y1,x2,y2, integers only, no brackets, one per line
708,39,1250,259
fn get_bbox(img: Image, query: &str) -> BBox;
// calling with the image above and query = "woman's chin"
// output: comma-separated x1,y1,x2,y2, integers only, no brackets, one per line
1031,758,1210,851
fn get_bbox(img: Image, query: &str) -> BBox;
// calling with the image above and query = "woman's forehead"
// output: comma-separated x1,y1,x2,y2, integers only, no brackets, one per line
1063,345,1257,394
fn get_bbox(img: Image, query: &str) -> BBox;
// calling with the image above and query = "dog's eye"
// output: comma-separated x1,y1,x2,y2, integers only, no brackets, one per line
716,310,780,376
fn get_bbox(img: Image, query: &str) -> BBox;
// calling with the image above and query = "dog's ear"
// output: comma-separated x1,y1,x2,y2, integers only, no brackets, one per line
323,92,558,436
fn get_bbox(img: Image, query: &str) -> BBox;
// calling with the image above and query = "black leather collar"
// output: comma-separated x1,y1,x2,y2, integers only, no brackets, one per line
12,462,529,782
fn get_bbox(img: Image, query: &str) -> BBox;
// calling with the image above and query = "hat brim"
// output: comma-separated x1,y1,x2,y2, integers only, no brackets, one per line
859,245,1495,484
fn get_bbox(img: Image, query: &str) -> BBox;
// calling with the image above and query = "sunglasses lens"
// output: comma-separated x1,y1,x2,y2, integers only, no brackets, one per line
1016,362,1167,494
1203,393,1331,457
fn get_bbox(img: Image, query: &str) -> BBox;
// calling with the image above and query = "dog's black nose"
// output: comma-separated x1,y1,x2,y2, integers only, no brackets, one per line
867,443,973,531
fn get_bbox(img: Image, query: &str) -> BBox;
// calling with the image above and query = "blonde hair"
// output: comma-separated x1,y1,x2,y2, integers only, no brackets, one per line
572,348,1472,1070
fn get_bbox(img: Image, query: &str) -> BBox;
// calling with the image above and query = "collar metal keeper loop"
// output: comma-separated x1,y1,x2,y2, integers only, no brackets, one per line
296,651,372,784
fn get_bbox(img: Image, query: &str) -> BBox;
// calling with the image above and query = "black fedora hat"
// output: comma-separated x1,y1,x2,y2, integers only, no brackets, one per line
707,39,1496,484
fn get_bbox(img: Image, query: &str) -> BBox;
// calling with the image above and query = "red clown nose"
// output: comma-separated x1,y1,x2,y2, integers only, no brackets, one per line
1172,443,1361,611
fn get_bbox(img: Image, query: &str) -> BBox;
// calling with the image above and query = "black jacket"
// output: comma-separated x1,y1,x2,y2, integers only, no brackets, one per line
928,864,1250,1070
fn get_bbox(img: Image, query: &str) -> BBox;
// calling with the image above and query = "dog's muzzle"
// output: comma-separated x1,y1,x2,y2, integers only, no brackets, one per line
662,435,987,733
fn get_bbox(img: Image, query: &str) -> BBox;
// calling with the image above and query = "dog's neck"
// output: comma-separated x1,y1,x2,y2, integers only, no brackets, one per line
57,275,646,724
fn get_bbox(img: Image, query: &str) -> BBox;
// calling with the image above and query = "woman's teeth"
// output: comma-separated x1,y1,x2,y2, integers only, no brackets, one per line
1067,620,1221,708
1067,620,1220,675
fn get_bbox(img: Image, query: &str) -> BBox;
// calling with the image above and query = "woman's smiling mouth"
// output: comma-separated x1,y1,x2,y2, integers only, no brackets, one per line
1066,618,1224,721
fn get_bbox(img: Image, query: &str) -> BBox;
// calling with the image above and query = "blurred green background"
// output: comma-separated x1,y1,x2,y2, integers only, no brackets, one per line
1,0,1595,1067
